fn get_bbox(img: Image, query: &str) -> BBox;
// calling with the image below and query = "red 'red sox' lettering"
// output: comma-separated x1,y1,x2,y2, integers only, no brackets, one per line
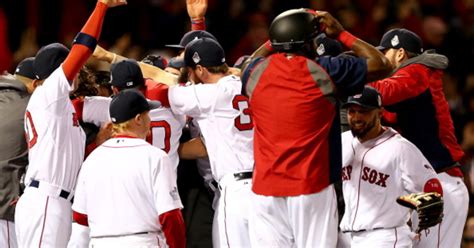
361,166,389,188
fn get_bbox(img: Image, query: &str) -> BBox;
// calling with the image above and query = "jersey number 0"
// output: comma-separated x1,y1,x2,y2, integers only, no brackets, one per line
146,120,171,153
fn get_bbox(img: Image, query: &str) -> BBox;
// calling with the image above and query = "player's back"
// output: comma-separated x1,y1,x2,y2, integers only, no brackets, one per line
78,137,170,237
169,75,254,181
147,107,186,171
24,67,85,191
249,53,338,196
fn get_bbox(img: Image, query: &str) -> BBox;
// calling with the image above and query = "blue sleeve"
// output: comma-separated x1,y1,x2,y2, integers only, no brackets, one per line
316,55,367,96
241,56,265,96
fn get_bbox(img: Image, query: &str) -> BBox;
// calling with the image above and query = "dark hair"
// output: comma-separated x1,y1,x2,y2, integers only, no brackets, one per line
70,67,98,99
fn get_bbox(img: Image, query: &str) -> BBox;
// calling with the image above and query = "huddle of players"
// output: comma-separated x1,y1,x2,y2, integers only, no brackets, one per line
7,1,468,248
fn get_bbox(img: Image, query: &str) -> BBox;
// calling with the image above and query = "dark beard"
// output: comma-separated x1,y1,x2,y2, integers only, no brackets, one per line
350,115,377,139
178,67,189,84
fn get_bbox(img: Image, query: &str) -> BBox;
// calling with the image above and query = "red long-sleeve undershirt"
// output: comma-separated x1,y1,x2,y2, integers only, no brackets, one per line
62,2,108,82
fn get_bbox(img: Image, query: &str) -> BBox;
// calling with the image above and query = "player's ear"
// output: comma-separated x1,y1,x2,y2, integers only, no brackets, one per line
31,79,43,91
396,48,407,63
111,86,120,95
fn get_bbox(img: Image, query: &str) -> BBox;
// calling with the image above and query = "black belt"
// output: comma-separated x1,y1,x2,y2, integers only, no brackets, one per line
92,231,155,239
29,180,71,200
342,227,384,233
233,171,252,181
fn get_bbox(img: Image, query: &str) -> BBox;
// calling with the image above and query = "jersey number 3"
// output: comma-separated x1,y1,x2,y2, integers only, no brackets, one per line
232,95,253,131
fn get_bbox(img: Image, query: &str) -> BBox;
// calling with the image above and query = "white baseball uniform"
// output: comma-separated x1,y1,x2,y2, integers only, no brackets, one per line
72,136,183,246
81,95,186,171
15,67,85,247
340,127,439,247
169,75,254,248
412,172,468,248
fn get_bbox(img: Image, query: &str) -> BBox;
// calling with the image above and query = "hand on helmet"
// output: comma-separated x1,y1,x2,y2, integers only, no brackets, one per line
313,11,345,39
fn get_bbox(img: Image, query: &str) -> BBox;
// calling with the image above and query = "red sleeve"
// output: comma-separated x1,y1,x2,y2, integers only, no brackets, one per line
423,178,443,196
369,64,430,106
145,80,170,107
159,209,186,248
191,18,206,31
85,141,98,159
71,98,84,122
73,210,89,226
62,2,108,81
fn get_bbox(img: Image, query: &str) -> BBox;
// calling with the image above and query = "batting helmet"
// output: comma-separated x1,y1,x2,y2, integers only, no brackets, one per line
269,9,320,52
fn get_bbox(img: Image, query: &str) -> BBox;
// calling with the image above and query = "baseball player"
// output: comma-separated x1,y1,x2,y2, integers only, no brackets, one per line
72,89,185,247
73,59,186,171
240,9,390,247
167,37,254,247
340,86,443,247
14,1,126,247
0,57,36,248
369,28,469,247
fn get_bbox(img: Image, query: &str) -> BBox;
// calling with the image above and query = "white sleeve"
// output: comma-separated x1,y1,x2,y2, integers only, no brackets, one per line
152,150,183,215
42,67,73,115
399,140,439,193
168,84,218,118
72,163,88,214
83,96,112,127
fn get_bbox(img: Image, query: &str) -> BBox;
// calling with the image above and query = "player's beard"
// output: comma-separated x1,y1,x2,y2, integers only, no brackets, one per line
179,67,189,84
350,115,377,140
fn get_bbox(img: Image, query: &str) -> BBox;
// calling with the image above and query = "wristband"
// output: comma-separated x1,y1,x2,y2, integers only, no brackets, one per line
191,17,206,30
73,32,98,51
337,30,357,49
264,40,273,52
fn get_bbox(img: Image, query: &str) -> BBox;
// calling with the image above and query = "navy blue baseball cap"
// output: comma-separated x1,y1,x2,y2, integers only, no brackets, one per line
376,28,423,54
34,43,70,80
109,89,161,124
343,86,382,109
315,34,343,57
184,38,226,68
166,30,217,49
167,57,185,69
110,59,145,89
15,57,36,79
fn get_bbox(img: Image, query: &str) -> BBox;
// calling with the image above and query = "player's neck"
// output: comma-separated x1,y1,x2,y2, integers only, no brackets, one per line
114,129,147,140
358,125,384,143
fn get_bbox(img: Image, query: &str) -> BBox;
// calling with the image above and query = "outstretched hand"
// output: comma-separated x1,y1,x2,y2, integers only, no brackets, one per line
99,0,127,8
314,11,345,39
187,0,208,20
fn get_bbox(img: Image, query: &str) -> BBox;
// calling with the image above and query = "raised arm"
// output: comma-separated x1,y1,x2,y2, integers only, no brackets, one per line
315,11,391,82
92,45,178,86
62,0,127,84
187,0,208,30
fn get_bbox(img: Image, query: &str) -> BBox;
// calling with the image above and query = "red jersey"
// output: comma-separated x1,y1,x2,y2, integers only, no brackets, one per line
243,53,367,196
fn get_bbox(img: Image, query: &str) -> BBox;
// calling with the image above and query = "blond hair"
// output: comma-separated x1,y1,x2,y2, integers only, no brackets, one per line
112,119,133,135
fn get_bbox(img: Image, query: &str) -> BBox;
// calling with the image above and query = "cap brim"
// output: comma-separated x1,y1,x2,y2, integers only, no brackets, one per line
342,101,377,109
168,58,185,69
165,44,185,49
147,100,162,110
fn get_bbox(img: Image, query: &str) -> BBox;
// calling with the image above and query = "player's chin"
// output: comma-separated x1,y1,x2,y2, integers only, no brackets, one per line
350,126,367,137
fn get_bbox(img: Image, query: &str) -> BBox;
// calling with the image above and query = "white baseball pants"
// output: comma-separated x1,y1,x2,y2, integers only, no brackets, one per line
249,185,338,248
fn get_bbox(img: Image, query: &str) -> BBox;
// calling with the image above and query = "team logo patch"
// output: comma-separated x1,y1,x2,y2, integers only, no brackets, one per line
353,94,362,99
192,52,201,64
126,81,134,87
169,186,179,201
391,35,400,47
317,43,326,55
377,95,382,106
221,57,226,63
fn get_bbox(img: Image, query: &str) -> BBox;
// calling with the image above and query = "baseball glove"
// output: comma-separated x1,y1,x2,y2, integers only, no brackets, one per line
396,192,443,233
